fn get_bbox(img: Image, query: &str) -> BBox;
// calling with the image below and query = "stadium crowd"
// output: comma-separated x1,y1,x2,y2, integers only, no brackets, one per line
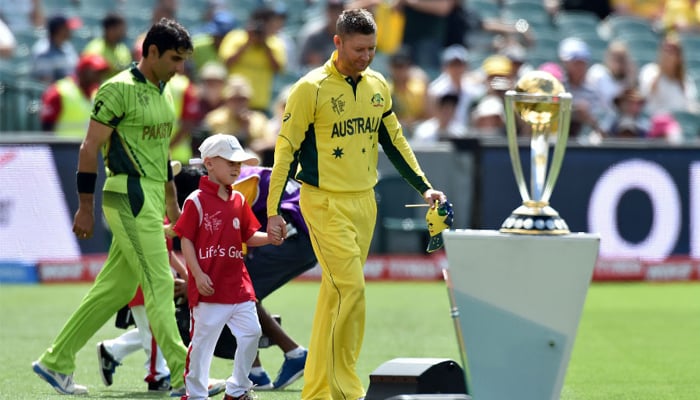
0,0,699,153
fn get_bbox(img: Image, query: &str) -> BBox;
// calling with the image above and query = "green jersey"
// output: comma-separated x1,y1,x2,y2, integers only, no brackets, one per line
91,64,175,184
268,51,431,215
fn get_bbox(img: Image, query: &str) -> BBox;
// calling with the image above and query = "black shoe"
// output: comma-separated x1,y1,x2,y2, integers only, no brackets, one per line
96,342,120,386
148,375,171,392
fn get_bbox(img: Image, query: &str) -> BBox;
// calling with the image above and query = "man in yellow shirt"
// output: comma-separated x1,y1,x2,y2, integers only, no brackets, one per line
266,8,447,400
219,6,286,113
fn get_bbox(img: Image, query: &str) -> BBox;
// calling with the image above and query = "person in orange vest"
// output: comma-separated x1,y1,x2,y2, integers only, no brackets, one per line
40,54,110,137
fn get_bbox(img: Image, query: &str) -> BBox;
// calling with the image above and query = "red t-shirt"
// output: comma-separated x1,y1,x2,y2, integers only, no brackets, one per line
174,176,260,307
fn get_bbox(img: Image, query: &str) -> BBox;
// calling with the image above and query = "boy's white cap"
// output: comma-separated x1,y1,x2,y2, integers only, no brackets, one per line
198,134,259,166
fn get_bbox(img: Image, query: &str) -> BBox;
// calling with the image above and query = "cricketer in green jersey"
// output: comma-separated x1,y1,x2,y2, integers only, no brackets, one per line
33,18,195,396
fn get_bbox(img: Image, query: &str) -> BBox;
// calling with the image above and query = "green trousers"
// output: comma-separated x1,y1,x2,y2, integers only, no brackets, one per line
39,176,188,387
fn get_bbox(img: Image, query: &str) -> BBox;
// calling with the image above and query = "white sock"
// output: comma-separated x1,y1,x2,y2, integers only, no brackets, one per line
285,346,306,359
250,366,266,375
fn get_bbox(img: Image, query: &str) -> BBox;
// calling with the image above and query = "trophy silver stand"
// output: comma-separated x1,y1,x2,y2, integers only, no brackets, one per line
443,71,600,400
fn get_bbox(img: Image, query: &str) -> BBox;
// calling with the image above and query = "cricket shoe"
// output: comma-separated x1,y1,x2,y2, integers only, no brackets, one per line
96,342,120,386
170,378,226,397
223,389,258,400
147,375,171,392
272,349,307,389
248,370,273,390
32,360,88,395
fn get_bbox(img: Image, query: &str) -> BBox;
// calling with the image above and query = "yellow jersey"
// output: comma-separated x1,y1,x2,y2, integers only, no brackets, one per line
267,51,432,215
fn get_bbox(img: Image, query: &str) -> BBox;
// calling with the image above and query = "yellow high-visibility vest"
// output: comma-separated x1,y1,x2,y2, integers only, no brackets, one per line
168,74,192,162
55,77,92,138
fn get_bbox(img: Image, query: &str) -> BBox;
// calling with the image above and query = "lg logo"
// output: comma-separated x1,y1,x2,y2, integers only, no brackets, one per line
589,159,699,260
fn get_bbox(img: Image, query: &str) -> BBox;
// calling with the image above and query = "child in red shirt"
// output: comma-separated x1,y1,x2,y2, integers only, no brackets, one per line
174,134,271,400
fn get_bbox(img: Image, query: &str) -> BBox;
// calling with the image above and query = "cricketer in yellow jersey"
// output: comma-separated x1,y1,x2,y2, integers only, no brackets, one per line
266,9,447,400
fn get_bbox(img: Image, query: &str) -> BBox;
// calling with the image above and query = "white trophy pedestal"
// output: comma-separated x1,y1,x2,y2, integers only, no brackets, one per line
443,229,599,400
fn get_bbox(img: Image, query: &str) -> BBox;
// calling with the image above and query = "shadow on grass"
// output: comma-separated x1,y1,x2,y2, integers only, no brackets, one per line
96,391,171,398
96,388,303,398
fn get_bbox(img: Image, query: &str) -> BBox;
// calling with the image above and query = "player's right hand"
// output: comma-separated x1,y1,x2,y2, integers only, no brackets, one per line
267,215,287,246
72,207,95,240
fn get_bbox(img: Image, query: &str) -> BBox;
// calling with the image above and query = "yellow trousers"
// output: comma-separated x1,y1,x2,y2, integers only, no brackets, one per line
300,185,377,400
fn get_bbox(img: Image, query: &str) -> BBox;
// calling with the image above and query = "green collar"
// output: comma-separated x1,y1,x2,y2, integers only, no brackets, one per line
130,62,166,94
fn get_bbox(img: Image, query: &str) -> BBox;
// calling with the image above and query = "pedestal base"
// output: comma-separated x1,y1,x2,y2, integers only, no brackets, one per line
443,230,599,400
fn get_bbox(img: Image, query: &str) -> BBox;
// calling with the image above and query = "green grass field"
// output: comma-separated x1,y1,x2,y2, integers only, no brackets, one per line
1,281,699,399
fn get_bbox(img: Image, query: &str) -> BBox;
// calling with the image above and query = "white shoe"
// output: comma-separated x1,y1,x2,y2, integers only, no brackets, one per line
170,378,226,397
32,361,88,395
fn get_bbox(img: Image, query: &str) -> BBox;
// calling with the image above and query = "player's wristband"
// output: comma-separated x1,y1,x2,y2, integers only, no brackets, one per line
76,172,97,194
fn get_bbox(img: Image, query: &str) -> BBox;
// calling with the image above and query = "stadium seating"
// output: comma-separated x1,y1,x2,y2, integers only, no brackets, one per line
672,110,700,142
469,0,501,19
553,10,601,37
0,78,46,132
501,3,551,27
679,33,700,54
601,15,655,41
620,36,661,67
374,175,430,254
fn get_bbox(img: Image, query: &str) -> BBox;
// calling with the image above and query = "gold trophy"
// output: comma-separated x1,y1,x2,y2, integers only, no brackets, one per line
500,70,573,235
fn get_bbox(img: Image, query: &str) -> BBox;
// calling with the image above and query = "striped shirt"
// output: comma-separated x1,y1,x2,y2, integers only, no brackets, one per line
91,63,175,182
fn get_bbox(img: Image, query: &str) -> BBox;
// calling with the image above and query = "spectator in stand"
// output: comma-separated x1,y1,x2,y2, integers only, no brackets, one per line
299,0,346,71
40,54,110,137
558,36,609,140
585,40,637,110
661,0,700,33
168,72,201,163
444,0,534,51
203,75,276,157
0,0,44,33
538,61,565,82
469,94,506,137
473,55,513,105
267,3,299,76
219,6,287,113
647,113,684,143
502,46,532,82
82,12,132,78
548,0,612,20
467,55,512,135
191,61,229,152
638,34,698,117
31,14,81,84
261,84,291,166
411,92,467,144
427,44,479,130
387,47,429,135
195,63,227,118
0,17,16,58
191,9,238,74
130,0,179,61
192,0,237,34
607,0,665,21
606,87,651,138
397,0,454,72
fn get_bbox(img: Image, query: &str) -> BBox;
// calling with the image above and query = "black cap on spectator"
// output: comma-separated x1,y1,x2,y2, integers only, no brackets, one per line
47,14,82,36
